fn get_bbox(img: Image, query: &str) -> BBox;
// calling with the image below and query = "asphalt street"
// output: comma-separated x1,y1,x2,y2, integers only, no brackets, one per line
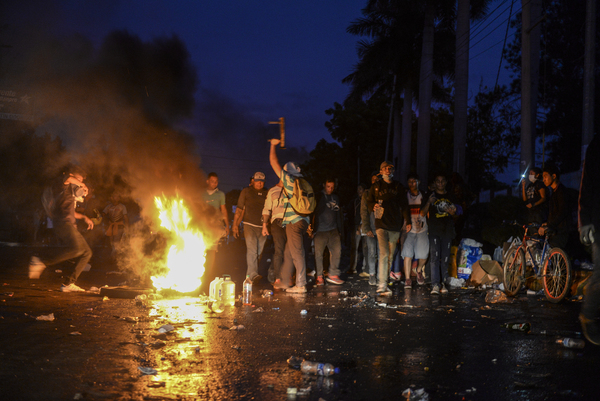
0,241,599,401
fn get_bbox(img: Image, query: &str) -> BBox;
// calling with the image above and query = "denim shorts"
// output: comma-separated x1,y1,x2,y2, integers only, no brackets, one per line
401,231,429,260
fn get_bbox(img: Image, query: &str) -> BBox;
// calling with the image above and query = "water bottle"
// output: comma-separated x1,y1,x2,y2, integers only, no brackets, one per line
501,322,531,332
243,275,252,305
556,337,585,349
300,360,340,376
221,275,236,307
209,277,222,301
374,200,384,219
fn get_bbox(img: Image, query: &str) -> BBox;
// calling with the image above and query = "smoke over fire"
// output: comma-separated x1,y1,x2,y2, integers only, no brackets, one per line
0,3,225,280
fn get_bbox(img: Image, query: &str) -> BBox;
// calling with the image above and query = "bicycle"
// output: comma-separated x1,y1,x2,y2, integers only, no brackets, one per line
503,223,572,303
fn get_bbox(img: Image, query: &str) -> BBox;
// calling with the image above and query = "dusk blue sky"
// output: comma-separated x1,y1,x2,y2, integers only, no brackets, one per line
6,0,517,191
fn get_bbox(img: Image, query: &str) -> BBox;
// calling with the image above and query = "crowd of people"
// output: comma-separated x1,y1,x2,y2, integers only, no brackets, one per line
26,136,600,346
200,138,477,296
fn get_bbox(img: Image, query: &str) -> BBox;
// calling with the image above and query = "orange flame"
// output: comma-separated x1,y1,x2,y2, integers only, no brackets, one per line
151,195,205,293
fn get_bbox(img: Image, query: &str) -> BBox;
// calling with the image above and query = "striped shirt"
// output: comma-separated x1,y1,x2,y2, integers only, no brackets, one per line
280,169,310,227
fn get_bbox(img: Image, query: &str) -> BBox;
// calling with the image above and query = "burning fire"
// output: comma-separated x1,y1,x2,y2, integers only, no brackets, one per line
151,195,206,293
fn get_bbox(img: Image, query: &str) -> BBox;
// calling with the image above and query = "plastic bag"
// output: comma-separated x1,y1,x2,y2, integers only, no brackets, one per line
457,238,483,280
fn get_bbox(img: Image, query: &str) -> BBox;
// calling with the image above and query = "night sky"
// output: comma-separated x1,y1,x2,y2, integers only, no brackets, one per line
2,0,514,192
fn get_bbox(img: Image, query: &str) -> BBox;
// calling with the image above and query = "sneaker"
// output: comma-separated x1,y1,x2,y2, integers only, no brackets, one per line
273,279,290,290
61,283,85,292
389,271,402,282
440,284,448,294
307,270,316,277
416,270,425,285
376,286,392,296
28,256,46,279
580,315,600,345
286,285,307,294
431,284,440,295
404,279,412,289
359,272,370,278
251,274,262,284
316,276,325,286
326,275,344,285
369,275,377,286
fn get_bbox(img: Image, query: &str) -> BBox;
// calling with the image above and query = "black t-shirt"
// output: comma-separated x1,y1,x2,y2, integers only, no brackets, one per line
366,179,407,232
237,186,267,227
427,191,458,238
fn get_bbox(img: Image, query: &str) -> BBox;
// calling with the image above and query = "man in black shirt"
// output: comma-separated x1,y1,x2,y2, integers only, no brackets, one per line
538,164,571,249
366,161,408,295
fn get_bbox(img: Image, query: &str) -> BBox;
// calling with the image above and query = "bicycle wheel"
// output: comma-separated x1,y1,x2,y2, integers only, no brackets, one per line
542,247,572,303
503,246,525,296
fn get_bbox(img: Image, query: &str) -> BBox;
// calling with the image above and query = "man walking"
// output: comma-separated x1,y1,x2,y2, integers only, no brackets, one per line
269,138,310,293
426,173,461,295
401,173,429,288
233,172,268,282
29,165,94,292
262,180,287,285
312,178,344,285
366,161,408,295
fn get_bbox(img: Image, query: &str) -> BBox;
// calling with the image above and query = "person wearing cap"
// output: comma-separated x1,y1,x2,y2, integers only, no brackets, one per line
232,172,268,282
269,138,310,293
366,161,409,295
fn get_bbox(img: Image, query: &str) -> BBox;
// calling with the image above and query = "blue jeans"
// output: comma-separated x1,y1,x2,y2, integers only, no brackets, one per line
364,234,378,275
376,229,400,287
42,221,92,285
281,220,308,287
269,220,287,281
243,224,267,280
429,233,451,285
314,229,342,277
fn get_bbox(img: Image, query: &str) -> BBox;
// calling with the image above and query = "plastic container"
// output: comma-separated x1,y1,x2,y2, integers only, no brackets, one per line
556,337,585,349
209,277,223,301
300,360,340,376
221,275,236,307
243,275,252,305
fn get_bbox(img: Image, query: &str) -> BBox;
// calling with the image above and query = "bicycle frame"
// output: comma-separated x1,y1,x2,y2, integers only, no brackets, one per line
521,227,550,277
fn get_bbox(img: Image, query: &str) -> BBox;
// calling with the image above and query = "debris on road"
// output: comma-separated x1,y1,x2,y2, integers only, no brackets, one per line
229,325,245,330
138,366,158,375
157,324,175,333
485,289,509,303
402,387,429,400
36,313,55,321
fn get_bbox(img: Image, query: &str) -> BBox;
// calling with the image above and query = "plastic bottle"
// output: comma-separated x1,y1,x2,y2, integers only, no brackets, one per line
243,275,252,305
209,277,223,301
221,275,236,307
501,322,531,332
556,337,585,349
214,278,225,303
300,360,340,376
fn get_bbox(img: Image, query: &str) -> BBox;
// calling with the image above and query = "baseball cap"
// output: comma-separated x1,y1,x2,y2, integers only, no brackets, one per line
380,161,394,170
253,172,266,182
283,162,303,177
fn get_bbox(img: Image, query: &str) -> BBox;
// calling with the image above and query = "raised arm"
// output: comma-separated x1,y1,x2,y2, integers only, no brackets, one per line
269,139,282,178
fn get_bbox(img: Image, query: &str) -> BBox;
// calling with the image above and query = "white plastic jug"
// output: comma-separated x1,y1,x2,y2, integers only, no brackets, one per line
221,275,236,307
209,277,223,301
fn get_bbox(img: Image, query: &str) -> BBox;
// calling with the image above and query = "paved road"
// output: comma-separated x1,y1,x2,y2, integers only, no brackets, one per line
0,243,598,400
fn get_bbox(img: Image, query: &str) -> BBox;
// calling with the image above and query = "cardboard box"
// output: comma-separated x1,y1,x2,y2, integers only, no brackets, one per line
470,260,504,285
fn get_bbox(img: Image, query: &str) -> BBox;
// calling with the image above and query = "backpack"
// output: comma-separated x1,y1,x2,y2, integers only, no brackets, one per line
285,177,316,216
